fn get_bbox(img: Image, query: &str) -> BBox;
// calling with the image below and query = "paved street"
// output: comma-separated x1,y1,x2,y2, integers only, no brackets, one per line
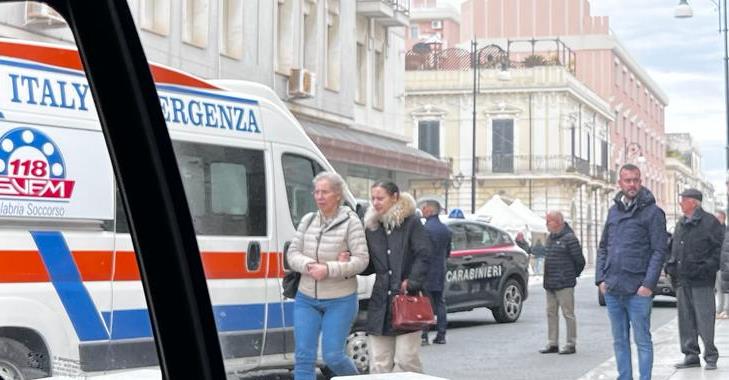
419,273,678,380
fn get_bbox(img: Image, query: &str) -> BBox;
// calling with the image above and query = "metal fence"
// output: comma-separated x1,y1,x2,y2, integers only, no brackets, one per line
405,38,576,74
470,155,608,180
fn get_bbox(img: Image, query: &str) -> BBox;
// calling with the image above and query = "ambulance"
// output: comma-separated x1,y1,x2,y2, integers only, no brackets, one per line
0,39,372,379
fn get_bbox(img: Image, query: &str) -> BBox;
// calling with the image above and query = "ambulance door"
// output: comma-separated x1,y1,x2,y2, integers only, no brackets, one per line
169,136,272,370
271,143,327,356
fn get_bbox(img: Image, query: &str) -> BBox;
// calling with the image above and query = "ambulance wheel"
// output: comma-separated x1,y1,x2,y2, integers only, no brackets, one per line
0,338,47,380
492,278,523,323
345,330,369,374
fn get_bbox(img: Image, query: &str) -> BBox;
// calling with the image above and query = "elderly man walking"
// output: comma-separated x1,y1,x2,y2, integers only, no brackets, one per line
666,188,724,370
596,164,667,380
539,211,585,355
418,199,452,345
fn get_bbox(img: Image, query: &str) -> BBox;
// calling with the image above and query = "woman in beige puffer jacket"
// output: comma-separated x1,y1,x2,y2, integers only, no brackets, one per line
286,171,368,380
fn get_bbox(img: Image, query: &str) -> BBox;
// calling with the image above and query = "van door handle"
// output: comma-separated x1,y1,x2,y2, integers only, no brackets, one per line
282,241,292,270
463,255,473,261
247,241,262,272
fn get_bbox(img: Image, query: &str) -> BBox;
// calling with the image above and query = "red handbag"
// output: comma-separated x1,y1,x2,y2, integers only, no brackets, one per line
391,282,436,332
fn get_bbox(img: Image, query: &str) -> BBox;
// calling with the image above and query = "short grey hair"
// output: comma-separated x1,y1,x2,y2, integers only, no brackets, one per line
546,210,564,223
313,171,347,204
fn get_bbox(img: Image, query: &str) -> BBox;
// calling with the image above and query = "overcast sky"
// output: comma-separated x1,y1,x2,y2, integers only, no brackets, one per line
441,0,727,193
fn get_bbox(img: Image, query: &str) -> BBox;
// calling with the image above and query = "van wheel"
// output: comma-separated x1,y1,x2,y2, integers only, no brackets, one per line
345,331,369,374
598,289,606,306
492,279,523,323
0,338,47,380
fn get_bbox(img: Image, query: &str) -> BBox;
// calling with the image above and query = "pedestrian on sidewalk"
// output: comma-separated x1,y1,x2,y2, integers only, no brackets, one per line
417,199,452,346
666,189,723,371
286,172,370,380
361,181,432,374
539,211,584,355
714,210,729,319
596,164,667,380
721,220,729,320
532,239,546,275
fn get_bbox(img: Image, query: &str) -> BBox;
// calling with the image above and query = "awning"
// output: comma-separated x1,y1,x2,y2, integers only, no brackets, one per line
300,120,450,178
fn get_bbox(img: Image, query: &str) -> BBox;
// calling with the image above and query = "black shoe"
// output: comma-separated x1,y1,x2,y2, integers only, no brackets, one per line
559,346,576,355
539,346,558,354
432,336,446,344
421,337,430,346
705,362,717,370
674,358,701,369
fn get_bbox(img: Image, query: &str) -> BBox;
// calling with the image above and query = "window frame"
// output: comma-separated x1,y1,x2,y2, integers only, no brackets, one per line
33,1,227,378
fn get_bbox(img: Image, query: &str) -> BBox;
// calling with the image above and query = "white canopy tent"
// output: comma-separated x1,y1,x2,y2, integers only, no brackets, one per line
509,199,548,234
475,195,529,234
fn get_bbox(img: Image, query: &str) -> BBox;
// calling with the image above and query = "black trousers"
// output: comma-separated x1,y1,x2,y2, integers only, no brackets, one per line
676,285,719,364
422,290,447,338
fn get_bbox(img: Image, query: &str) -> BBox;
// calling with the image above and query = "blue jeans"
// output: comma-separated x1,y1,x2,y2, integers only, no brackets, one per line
605,292,653,380
294,292,359,380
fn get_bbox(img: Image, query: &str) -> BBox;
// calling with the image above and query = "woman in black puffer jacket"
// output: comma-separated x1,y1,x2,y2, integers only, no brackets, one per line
361,180,431,373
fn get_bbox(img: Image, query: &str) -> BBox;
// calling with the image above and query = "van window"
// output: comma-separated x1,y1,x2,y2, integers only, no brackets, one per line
173,141,266,236
282,153,324,227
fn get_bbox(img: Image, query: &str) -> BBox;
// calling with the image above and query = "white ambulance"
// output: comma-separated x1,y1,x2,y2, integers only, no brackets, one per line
0,39,371,379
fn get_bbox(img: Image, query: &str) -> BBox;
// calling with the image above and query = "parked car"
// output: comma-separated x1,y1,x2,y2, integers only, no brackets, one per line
441,217,530,322
598,265,675,306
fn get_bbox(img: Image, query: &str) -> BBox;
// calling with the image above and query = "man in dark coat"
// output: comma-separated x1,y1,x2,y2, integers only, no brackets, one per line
539,211,584,355
596,164,667,380
666,188,723,370
417,199,452,345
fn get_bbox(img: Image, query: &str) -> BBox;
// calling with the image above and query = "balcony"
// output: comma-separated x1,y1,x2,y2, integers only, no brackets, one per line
357,0,410,27
472,155,609,183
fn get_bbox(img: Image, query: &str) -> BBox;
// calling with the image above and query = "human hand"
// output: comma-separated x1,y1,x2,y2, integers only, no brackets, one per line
637,286,653,297
307,263,328,281
598,282,607,295
337,251,351,262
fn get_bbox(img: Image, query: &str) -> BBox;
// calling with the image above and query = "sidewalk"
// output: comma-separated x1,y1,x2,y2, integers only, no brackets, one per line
579,317,729,379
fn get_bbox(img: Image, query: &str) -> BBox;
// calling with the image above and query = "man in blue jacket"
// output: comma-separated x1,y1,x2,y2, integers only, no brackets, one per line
596,164,667,380
418,199,452,345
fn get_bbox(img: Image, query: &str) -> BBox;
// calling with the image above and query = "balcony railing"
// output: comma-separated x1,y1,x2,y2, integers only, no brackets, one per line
405,38,576,74
471,155,608,181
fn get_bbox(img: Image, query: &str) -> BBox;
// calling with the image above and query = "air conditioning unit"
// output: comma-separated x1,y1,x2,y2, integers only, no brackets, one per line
288,68,316,98
431,20,443,30
25,3,66,28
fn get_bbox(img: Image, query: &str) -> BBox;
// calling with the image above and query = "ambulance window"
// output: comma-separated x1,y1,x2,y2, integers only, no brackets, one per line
282,153,325,227
173,141,266,236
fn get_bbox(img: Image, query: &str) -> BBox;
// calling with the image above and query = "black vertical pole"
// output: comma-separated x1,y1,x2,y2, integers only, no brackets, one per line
472,40,477,214
722,0,729,216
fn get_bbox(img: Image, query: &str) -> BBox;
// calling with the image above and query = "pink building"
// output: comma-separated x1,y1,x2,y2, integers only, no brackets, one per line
460,0,669,208
407,0,461,50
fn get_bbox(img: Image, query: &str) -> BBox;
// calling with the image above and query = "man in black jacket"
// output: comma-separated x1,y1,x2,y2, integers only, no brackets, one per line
539,211,585,355
667,188,724,371
418,199,452,345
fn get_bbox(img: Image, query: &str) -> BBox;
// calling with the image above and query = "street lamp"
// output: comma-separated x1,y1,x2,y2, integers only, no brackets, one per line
437,172,464,212
676,0,729,216
471,40,478,214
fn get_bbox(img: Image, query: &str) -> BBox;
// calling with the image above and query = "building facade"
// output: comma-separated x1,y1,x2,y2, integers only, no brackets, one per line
405,57,614,263
665,133,716,228
407,0,460,50
459,0,670,209
0,0,448,198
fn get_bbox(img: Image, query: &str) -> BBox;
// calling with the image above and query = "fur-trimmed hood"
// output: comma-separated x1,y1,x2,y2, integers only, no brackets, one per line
364,192,417,231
